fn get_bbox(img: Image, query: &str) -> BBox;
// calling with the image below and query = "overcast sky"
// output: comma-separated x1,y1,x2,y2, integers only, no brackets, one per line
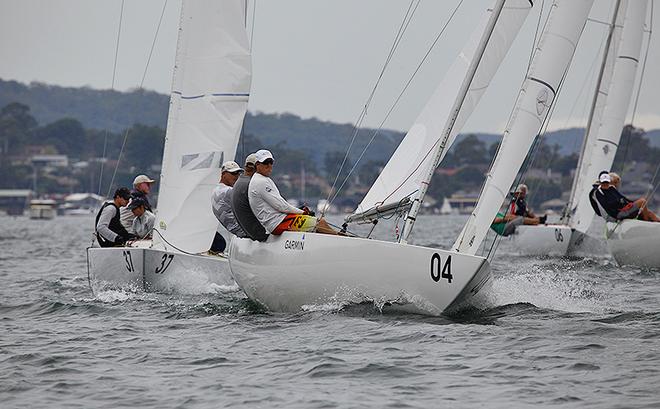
0,0,657,134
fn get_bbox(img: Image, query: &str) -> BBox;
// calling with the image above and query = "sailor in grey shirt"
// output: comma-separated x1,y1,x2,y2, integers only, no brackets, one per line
212,161,246,238
231,153,269,241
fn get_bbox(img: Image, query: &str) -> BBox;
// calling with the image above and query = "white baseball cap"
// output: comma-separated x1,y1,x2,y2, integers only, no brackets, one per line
599,173,612,183
255,149,274,163
221,161,243,173
244,153,258,167
133,174,155,186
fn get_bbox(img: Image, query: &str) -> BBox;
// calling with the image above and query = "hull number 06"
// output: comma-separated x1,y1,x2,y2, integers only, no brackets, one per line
430,253,453,284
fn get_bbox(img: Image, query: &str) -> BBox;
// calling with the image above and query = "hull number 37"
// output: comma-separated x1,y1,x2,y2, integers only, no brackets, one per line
430,253,453,283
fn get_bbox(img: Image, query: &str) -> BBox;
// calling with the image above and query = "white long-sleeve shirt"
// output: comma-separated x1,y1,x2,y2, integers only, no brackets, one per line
248,172,302,233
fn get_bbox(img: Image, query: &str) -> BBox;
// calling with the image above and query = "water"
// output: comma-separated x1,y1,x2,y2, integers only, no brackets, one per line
2,214,660,408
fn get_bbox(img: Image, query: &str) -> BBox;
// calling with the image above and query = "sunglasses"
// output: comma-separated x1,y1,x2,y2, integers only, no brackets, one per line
261,159,274,165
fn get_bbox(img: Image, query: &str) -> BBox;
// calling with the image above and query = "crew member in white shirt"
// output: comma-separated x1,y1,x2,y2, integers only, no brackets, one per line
248,149,337,235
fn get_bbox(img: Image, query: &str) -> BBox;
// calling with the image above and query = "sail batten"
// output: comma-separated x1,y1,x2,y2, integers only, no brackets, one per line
153,0,251,253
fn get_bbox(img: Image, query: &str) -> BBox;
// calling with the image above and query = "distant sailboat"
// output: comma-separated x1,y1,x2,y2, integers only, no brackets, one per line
453,0,594,257
504,0,648,257
87,0,251,293
439,198,455,215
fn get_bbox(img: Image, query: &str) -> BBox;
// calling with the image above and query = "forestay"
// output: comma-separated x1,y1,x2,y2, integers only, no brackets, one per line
568,0,647,234
453,0,594,255
349,0,532,224
154,0,251,253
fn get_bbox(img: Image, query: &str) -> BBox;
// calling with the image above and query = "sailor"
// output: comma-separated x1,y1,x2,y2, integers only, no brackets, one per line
95,187,132,247
594,172,660,222
129,197,155,239
248,149,338,235
120,174,156,234
210,160,247,254
491,183,547,236
231,153,269,241
588,170,612,220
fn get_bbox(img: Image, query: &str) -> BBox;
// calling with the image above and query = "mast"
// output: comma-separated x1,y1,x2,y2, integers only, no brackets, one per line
400,0,507,243
563,0,622,224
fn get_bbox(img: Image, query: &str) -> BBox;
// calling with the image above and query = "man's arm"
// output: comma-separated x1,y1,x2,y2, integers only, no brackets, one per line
96,206,119,242
259,180,303,215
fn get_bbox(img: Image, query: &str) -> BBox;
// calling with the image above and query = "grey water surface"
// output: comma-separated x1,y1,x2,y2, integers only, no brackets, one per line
1,214,660,408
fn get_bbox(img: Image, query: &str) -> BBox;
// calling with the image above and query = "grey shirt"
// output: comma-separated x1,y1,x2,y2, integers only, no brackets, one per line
231,174,268,241
212,183,246,237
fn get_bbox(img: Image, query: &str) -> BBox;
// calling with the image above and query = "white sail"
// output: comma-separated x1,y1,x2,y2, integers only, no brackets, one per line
568,0,647,234
350,0,532,223
565,0,625,231
154,0,251,253
453,0,594,255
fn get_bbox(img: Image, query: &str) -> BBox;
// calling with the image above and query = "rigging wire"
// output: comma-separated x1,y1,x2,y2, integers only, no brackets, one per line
97,0,126,196
321,0,422,217
240,0,258,161
104,0,170,198
325,0,466,210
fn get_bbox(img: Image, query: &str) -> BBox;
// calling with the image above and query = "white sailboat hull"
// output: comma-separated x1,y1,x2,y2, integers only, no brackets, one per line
606,220,660,268
566,229,608,256
229,232,492,316
504,224,572,256
87,245,234,294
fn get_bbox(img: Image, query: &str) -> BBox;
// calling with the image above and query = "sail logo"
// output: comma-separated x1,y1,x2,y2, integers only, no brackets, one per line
180,151,223,171
536,89,549,115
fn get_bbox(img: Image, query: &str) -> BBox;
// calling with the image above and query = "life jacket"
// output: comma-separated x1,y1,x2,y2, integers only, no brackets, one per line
95,201,130,247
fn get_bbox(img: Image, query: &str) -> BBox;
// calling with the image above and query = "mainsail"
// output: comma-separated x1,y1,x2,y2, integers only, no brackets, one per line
154,0,251,253
348,0,532,228
567,0,647,234
453,0,595,255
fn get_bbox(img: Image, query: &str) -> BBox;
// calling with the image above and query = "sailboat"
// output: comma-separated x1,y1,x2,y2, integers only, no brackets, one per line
87,0,251,293
453,0,594,259
230,0,595,315
439,198,455,215
505,0,648,258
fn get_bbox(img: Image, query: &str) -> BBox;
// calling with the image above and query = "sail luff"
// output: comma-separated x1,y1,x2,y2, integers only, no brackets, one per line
153,0,251,253
564,0,624,225
568,0,647,234
350,0,532,230
453,0,595,255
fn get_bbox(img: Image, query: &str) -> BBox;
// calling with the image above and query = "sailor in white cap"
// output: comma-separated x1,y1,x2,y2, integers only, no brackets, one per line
210,161,247,253
594,171,660,222
120,174,156,234
248,149,338,236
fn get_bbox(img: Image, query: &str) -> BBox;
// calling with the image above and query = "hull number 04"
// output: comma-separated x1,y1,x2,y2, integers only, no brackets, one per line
430,253,453,283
